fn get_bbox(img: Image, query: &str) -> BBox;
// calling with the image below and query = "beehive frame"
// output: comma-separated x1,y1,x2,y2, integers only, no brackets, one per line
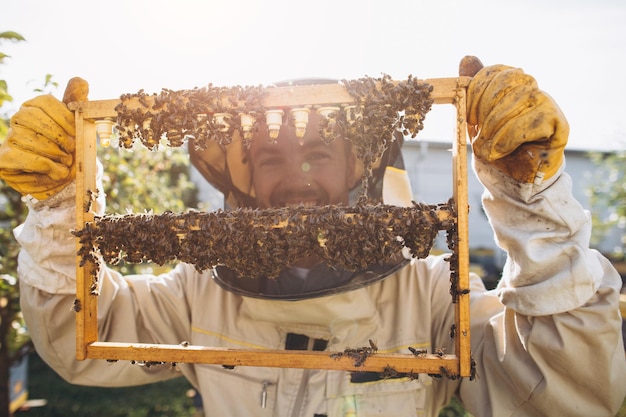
69,76,473,378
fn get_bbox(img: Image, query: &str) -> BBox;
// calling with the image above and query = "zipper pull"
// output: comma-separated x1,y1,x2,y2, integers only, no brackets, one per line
343,395,357,417
261,380,272,408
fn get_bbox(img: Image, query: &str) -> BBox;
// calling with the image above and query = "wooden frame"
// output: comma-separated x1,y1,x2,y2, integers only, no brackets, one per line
69,76,472,378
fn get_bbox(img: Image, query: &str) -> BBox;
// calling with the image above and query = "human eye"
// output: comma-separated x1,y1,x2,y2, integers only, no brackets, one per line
306,150,332,162
257,155,283,168
258,157,277,167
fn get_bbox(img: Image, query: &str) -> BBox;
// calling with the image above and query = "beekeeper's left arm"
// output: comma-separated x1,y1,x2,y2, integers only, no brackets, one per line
458,57,626,416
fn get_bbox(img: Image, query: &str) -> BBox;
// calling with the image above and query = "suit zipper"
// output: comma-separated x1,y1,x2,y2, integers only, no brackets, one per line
290,336,315,417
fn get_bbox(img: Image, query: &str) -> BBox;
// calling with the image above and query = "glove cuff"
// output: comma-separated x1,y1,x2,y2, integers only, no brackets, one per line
473,158,564,203
491,140,565,185
25,181,76,211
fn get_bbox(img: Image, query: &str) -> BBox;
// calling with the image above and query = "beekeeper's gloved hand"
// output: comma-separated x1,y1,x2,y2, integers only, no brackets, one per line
0,77,89,200
460,56,569,184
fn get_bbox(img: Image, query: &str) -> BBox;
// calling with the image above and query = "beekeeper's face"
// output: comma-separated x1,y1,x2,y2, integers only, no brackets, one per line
249,111,357,209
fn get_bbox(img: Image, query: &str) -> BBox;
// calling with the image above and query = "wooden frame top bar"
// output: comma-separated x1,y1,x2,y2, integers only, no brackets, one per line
68,77,471,119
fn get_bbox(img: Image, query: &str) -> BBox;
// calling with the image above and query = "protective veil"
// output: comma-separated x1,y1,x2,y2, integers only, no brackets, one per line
189,79,417,300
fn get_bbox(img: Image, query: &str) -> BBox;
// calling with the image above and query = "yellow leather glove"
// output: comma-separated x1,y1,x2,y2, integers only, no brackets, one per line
0,77,89,200
460,56,569,184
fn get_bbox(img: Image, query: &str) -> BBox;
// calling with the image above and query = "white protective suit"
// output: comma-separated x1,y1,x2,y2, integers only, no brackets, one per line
16,159,626,416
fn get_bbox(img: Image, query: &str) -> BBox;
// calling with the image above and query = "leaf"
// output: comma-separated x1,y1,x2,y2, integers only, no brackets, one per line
0,120,8,138
0,31,26,42
0,80,12,105
44,73,59,89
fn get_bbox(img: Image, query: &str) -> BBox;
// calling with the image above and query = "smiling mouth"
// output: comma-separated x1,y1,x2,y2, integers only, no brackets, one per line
281,200,322,208
272,188,326,208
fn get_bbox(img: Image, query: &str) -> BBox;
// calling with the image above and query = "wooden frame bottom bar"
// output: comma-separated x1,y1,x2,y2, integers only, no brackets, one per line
87,342,461,375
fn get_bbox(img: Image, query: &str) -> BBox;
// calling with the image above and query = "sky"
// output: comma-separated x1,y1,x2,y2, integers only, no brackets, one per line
1,0,625,151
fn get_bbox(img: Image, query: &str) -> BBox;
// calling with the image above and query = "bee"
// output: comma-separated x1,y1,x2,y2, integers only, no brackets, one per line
435,348,446,357
405,371,420,381
408,346,427,356
180,341,190,347
84,189,100,213
70,298,81,313
380,365,399,379
83,198,92,213
353,354,367,367
449,324,456,339
137,90,148,107
470,356,479,381
439,366,460,380
368,339,378,353
343,347,369,367
144,361,166,368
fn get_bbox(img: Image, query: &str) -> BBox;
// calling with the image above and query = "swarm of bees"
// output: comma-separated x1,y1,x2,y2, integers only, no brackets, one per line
114,84,266,150
73,202,456,280
76,75,449,282
330,339,379,367
113,74,433,156
339,74,433,202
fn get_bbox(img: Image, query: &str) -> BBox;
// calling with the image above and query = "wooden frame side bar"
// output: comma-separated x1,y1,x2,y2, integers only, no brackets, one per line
452,80,472,377
74,110,98,360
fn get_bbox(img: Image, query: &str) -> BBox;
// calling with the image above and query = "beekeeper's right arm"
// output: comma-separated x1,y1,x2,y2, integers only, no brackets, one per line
1,79,187,386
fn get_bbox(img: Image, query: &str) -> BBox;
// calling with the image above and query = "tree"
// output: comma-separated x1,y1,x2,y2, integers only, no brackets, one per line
0,30,31,417
587,147,626,261
0,31,25,138
98,139,199,275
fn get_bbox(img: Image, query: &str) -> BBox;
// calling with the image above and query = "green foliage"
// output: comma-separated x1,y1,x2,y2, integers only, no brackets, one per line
0,184,29,360
0,275,29,356
0,31,26,70
439,397,474,417
0,32,25,44
99,140,198,215
618,396,626,417
0,30,55,137
0,30,60,356
31,74,58,94
0,31,26,138
587,148,626,259
0,80,10,108
0,30,59,372
98,139,199,275
16,353,197,417
0,185,27,271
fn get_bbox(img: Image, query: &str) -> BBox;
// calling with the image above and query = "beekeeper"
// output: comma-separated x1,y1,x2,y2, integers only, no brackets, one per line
1,57,624,416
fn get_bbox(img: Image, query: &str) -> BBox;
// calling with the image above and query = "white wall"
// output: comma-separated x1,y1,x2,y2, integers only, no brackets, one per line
403,141,620,261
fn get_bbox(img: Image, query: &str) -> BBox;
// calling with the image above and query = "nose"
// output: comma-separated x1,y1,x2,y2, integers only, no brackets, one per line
282,157,313,189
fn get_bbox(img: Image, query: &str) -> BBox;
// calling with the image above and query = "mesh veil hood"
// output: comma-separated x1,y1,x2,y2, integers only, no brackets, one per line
188,78,414,300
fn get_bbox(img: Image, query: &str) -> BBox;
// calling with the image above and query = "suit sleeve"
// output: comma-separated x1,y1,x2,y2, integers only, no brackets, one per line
15,178,197,387
458,160,626,416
